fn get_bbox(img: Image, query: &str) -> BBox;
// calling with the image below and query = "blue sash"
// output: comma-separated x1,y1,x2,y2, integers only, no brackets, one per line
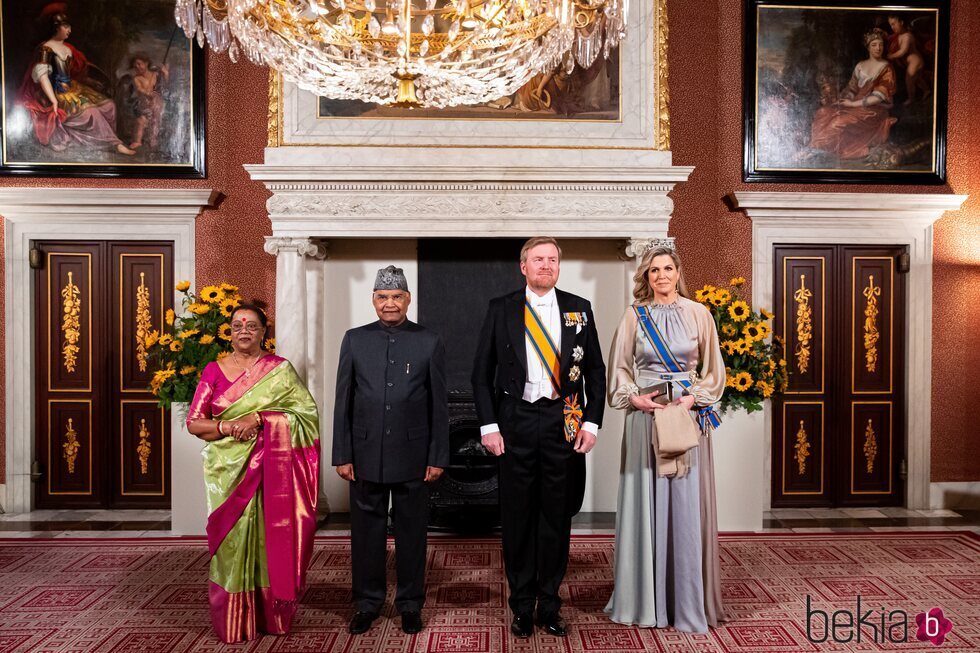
633,305,722,431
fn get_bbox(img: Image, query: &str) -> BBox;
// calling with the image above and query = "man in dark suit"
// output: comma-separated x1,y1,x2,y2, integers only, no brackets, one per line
472,237,606,638
333,265,449,636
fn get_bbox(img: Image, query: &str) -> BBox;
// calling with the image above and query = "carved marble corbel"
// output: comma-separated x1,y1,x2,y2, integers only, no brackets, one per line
264,236,328,259
621,237,676,261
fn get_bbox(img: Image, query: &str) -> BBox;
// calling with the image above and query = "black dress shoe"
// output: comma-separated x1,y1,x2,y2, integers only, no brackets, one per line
348,611,378,634
536,613,567,637
401,611,423,634
511,612,533,638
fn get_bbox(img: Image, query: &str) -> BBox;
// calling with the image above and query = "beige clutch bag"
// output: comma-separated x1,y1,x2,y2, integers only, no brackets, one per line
654,403,701,455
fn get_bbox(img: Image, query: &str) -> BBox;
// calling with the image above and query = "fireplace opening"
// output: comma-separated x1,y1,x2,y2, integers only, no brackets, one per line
418,238,525,532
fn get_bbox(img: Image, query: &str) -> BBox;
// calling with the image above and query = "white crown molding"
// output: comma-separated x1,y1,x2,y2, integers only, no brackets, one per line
0,188,219,219
730,191,968,510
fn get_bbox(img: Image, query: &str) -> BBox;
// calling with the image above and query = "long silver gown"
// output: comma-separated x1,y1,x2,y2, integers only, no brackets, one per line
604,297,727,632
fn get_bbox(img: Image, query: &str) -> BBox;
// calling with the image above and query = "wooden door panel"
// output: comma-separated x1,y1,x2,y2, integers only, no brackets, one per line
119,401,167,498
46,400,93,497
111,244,172,507
780,401,826,502
46,253,93,393
35,244,105,508
850,256,895,395
850,401,894,497
35,241,172,509
773,245,906,508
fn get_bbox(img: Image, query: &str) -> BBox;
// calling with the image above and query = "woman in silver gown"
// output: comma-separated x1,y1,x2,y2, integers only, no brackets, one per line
604,246,727,632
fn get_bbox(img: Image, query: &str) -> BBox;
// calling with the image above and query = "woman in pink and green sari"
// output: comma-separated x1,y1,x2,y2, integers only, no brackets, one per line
187,304,319,644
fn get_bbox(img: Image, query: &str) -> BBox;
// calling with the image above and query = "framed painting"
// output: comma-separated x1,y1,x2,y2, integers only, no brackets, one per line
0,0,205,178
744,0,948,184
273,0,666,150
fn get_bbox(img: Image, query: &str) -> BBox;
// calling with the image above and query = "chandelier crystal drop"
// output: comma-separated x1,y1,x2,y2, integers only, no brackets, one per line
175,0,628,108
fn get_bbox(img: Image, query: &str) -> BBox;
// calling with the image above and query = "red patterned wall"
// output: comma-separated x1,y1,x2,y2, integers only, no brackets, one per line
1,2,977,487
669,0,980,482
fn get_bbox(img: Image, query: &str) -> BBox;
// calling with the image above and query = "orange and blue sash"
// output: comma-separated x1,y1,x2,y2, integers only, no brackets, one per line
634,305,722,431
525,300,561,397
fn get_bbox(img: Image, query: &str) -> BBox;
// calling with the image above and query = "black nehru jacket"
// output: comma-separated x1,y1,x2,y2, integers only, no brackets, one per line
333,320,450,484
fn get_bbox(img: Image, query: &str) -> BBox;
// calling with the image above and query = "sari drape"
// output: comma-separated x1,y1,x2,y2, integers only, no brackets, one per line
188,356,319,644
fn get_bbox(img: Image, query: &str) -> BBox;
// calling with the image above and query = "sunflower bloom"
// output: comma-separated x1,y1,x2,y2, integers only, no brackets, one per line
730,277,746,287
761,308,775,320
159,333,173,346
756,322,772,340
721,340,737,355
220,283,239,294
757,379,774,398
734,339,751,355
721,324,737,336
175,281,191,292
219,297,240,318
188,303,211,315
217,351,230,361
694,288,713,303
733,372,753,391
218,323,232,341
265,338,276,353
144,330,160,348
180,365,197,375
742,323,762,342
199,334,215,345
711,289,731,306
165,309,175,325
179,328,200,339
728,300,750,322
169,340,184,352
199,286,222,304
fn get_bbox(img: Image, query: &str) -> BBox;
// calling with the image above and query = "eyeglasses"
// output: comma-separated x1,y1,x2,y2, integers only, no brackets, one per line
231,323,262,333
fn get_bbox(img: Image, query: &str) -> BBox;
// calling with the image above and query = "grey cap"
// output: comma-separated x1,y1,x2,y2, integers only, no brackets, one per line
373,265,409,292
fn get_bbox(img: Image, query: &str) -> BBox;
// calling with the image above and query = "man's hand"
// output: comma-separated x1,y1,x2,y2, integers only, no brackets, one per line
573,429,597,454
335,464,355,482
481,431,505,456
424,466,444,482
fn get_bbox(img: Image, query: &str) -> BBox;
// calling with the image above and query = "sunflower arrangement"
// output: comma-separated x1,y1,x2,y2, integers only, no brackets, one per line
694,277,788,414
145,281,268,408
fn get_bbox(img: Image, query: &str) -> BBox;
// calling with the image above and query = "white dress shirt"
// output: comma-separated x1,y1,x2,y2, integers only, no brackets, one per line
481,286,597,438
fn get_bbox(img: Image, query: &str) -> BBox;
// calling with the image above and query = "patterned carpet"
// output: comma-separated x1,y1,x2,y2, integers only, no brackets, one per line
0,532,978,652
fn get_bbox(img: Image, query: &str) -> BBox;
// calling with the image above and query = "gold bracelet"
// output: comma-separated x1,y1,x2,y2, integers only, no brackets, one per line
217,420,226,436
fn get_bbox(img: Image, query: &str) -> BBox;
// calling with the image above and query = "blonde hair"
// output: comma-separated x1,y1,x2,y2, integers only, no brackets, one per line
632,246,690,303
520,236,562,262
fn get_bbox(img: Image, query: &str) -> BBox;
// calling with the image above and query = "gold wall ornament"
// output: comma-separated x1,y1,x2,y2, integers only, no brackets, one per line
862,274,881,373
793,274,813,374
793,420,810,476
63,418,80,474
863,418,878,474
135,273,152,373
655,0,670,150
61,271,81,373
137,418,152,475
267,72,282,148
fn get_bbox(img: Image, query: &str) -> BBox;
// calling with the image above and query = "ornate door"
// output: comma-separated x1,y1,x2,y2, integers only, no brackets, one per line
34,241,173,509
772,245,906,507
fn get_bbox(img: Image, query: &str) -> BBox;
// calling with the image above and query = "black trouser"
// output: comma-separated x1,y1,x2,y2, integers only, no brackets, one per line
498,395,574,617
349,478,428,614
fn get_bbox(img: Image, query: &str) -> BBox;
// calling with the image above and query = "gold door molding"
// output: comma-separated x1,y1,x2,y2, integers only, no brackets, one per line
48,399,93,496
782,256,825,395
782,401,824,496
120,254,165,393
852,257,894,395
851,401,893,495
120,400,166,496
47,254,93,393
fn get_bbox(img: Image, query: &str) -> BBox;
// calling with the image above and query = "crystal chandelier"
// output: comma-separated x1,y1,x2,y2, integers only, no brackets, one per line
175,0,628,108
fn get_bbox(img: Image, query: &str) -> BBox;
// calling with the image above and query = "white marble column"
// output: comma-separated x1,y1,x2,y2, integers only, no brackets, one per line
263,237,327,383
